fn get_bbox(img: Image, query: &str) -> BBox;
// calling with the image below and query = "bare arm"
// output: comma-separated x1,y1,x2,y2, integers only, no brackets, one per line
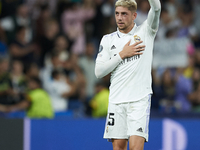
8,100,31,112
0,100,31,113
9,44,34,57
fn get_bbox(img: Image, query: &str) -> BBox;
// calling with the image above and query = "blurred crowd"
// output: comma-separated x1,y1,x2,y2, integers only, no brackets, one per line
0,0,200,119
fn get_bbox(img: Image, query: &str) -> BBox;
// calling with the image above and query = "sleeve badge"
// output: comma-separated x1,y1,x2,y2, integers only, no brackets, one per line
98,45,103,53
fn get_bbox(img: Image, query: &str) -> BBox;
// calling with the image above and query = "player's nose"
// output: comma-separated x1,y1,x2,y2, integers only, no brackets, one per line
117,14,122,20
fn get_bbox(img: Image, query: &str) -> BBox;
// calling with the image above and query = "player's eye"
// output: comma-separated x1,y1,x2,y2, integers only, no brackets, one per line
115,12,119,15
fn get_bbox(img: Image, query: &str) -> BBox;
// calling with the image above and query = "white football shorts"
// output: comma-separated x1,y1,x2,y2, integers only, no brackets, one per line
103,94,151,142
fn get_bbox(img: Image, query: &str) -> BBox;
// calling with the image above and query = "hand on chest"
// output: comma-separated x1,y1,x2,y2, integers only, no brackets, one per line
109,34,144,56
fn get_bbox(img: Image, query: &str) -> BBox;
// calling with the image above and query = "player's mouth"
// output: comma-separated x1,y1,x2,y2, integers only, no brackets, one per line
118,22,124,25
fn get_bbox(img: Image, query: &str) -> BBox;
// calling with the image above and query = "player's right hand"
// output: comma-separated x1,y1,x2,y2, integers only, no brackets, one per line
119,40,145,59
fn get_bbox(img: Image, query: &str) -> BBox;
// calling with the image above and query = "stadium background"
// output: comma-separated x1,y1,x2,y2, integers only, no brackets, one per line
0,0,200,150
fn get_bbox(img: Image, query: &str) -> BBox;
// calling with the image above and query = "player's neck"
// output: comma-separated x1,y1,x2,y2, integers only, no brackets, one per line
119,23,135,34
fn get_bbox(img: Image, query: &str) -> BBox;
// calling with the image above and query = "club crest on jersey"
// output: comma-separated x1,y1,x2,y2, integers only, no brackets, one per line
134,35,141,42
99,45,103,53
106,126,109,133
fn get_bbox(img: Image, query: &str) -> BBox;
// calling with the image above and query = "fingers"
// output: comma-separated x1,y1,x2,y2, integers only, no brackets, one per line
135,45,145,54
135,48,144,55
126,40,131,46
135,44,146,50
132,40,143,46
136,51,144,55
135,47,145,51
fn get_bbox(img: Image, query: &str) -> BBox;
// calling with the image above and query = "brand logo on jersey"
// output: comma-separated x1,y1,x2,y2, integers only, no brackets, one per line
134,35,141,42
99,45,103,53
111,45,116,50
137,127,143,132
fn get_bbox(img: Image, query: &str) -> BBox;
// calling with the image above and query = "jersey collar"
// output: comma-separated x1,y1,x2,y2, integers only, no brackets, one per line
117,22,137,38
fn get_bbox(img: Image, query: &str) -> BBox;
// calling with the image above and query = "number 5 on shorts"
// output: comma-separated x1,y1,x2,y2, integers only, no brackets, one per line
107,113,115,126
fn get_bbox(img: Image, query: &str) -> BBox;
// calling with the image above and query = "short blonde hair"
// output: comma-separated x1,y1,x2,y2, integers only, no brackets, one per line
115,0,137,12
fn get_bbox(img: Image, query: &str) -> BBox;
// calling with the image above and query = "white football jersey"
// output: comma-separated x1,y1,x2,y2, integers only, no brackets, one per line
96,20,158,104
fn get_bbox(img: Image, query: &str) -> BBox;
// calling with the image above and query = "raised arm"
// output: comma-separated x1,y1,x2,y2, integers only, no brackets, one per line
147,0,161,30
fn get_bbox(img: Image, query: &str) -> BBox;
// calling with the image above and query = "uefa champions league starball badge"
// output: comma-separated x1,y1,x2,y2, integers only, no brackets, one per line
99,45,103,53
134,35,141,42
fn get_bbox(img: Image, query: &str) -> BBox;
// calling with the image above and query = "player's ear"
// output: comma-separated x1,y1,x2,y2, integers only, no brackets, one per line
132,12,137,20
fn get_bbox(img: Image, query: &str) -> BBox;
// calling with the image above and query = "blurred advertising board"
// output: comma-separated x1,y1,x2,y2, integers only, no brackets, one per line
153,38,190,69
0,117,200,150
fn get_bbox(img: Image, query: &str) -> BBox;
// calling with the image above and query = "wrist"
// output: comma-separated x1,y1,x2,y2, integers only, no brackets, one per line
119,51,125,59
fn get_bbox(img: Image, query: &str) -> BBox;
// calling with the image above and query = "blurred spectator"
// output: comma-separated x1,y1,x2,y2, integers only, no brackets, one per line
184,54,195,79
188,80,200,112
25,0,57,20
151,69,162,110
100,0,115,34
193,0,200,43
10,60,27,103
35,4,52,40
44,35,70,67
8,26,37,68
64,54,86,101
156,8,180,40
47,69,76,112
78,42,99,99
100,0,115,20
40,52,63,90
89,0,116,48
135,0,150,25
0,4,32,44
0,77,54,118
174,68,192,112
0,43,7,56
177,3,198,40
61,1,95,55
0,0,23,19
90,0,105,43
38,19,59,67
0,37,8,56
54,35,70,60
89,82,109,118
0,26,7,44
194,49,200,69
191,67,200,92
158,69,177,113
164,0,177,20
0,57,19,105
25,63,40,80
105,15,117,35
41,51,86,102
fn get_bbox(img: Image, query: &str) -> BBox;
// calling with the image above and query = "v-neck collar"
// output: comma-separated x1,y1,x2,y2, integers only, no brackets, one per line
117,23,137,38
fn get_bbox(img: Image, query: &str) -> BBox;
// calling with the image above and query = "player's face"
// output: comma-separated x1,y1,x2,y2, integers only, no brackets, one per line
115,6,137,33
